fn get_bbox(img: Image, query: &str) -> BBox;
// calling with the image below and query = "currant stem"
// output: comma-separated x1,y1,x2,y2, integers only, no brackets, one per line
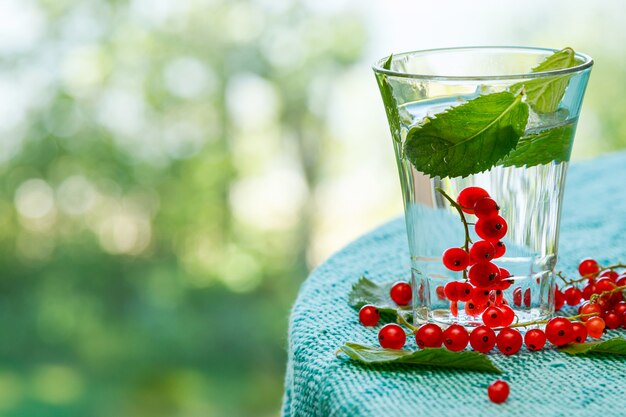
556,264,626,286
493,312,599,331
435,187,472,280
396,311,418,333
590,284,626,304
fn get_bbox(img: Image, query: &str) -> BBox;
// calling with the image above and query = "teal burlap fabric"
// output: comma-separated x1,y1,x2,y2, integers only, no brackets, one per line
282,151,626,417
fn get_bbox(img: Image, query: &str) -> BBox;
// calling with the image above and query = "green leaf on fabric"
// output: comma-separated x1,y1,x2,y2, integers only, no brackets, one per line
499,122,575,168
510,47,580,113
376,54,401,143
558,337,626,356
403,91,529,178
339,343,502,373
348,277,411,318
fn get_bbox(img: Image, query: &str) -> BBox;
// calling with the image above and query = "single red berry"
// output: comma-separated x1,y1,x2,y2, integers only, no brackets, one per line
496,328,522,355
523,288,531,307
616,275,626,287
571,322,587,343
468,262,500,288
358,305,380,326
469,325,496,353
582,283,597,300
458,282,473,302
545,317,573,346
599,269,619,281
444,281,461,302
578,302,602,321
513,287,522,306
585,316,605,338
499,305,515,327
474,197,500,220
469,240,496,264
578,258,600,279
524,328,547,351
493,241,506,258
487,380,509,404
471,287,491,304
482,306,504,328
390,282,412,306
457,187,489,214
564,287,583,306
613,301,626,316
465,300,487,317
603,311,623,329
442,247,470,271
595,277,617,293
378,324,406,349
554,288,565,311
436,285,446,300
415,323,443,349
475,216,508,242
442,324,469,352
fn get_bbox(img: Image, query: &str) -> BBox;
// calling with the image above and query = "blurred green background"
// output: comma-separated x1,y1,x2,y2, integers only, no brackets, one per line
0,0,625,416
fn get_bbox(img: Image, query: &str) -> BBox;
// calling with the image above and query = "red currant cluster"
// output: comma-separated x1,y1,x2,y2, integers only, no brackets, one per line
557,258,626,331
439,187,511,322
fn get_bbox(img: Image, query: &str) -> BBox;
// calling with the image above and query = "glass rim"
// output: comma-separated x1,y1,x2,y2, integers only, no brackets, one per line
372,46,594,81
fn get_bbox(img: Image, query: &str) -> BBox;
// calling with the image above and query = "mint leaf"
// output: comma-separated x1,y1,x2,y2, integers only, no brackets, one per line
510,47,579,113
558,337,626,356
376,54,401,143
348,277,411,319
499,122,575,168
339,343,502,373
403,91,529,178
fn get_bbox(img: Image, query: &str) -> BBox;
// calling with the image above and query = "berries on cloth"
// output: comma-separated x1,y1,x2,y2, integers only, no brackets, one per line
585,316,606,338
442,247,470,271
524,328,547,351
442,324,469,352
390,281,412,306
482,306,503,328
578,258,600,278
378,324,406,349
475,216,508,242
579,302,602,321
358,305,380,326
469,325,496,353
415,323,443,349
571,322,588,343
545,317,573,346
487,380,510,403
564,287,582,306
603,311,623,329
498,305,515,327
554,287,565,311
456,187,489,214
496,328,522,355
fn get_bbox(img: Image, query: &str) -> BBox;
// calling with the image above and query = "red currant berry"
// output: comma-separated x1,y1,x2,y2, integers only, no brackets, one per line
493,241,506,258
442,247,470,271
474,197,500,219
496,328,522,355
482,306,504,328
603,311,623,329
523,288,531,307
582,283,597,300
487,380,509,404
499,305,515,327
469,325,496,353
613,301,626,316
436,285,446,300
571,322,587,343
595,277,617,293
475,216,508,242
585,316,605,338
599,269,619,281
390,282,412,306
554,288,565,311
465,300,487,317
578,258,600,279
471,287,491,304
415,323,443,349
578,302,602,321
513,287,522,306
442,324,469,352
444,281,461,302
469,240,496,264
378,324,406,349
458,282,473,302
616,275,626,287
457,187,489,214
358,305,380,326
468,262,500,288
564,287,583,306
524,328,547,351
545,317,573,346
450,300,459,317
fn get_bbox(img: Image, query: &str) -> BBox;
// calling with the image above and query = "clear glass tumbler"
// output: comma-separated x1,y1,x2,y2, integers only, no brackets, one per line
373,47,593,327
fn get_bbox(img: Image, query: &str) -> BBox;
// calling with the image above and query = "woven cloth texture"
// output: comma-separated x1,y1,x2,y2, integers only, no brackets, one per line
282,151,626,417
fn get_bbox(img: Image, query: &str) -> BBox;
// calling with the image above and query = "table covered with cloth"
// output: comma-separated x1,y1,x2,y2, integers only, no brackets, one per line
282,151,626,417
